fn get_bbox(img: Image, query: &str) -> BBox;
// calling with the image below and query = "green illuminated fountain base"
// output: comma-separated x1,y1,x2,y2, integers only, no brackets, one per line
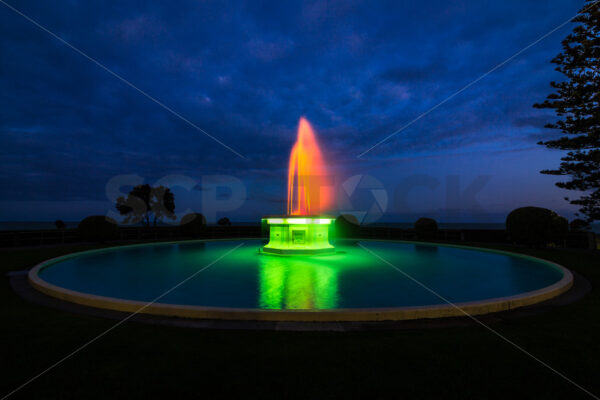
261,215,335,256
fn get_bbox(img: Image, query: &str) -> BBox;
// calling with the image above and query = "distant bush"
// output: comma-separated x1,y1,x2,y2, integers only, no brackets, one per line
78,216,118,242
180,213,206,237
506,207,568,247
414,218,438,240
569,219,590,231
217,217,232,226
335,214,359,238
54,220,66,230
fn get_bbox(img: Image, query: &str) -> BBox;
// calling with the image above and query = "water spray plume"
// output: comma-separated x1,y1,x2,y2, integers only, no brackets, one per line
287,117,332,215
262,117,335,255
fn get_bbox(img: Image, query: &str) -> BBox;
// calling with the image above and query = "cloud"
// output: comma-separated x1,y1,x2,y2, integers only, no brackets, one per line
247,37,295,62
0,0,582,219
104,15,166,42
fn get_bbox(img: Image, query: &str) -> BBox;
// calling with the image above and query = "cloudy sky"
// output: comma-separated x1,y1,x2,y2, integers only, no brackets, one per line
0,0,586,223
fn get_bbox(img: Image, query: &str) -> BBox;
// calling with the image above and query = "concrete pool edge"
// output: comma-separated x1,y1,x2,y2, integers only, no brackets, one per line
27,239,574,322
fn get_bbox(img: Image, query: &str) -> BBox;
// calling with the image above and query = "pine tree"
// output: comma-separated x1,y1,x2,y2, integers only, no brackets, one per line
534,0,600,223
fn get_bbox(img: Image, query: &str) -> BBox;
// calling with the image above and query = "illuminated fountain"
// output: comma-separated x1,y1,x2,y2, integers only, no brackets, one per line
25,118,574,321
28,115,573,319
261,117,335,255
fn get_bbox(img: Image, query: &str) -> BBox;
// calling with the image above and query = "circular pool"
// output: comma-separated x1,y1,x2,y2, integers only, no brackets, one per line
29,239,572,321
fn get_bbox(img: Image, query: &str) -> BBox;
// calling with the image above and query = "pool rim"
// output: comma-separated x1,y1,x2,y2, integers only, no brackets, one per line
28,238,574,322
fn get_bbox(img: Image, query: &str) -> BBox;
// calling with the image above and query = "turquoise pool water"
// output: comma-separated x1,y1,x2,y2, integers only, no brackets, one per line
37,239,565,310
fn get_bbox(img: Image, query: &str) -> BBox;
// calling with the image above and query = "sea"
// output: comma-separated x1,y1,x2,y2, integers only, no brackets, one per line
1,221,598,233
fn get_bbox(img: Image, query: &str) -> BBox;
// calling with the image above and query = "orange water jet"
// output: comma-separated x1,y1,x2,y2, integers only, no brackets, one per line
287,117,332,215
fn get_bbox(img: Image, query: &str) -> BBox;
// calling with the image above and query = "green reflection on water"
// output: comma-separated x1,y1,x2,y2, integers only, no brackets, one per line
258,255,339,310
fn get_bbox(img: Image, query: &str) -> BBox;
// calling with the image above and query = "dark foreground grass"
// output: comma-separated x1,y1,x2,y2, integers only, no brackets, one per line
1,243,599,399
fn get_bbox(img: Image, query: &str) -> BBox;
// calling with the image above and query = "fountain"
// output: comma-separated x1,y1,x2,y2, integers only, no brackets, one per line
26,117,574,322
261,117,335,255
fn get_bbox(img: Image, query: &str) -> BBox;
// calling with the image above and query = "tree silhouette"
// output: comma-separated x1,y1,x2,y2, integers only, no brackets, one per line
534,0,600,223
116,184,175,226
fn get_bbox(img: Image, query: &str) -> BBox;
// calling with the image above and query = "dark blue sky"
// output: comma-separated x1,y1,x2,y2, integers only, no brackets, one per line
0,0,586,223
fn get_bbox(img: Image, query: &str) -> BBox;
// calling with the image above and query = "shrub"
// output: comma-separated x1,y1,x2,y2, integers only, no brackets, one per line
180,213,206,237
54,220,66,230
506,207,568,246
569,218,589,231
217,217,232,226
78,216,118,242
414,218,438,240
335,214,359,238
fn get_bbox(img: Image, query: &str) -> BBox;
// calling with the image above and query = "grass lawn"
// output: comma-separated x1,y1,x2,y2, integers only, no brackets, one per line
1,243,599,399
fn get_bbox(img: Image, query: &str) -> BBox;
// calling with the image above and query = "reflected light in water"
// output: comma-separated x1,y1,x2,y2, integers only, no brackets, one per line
258,256,339,309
